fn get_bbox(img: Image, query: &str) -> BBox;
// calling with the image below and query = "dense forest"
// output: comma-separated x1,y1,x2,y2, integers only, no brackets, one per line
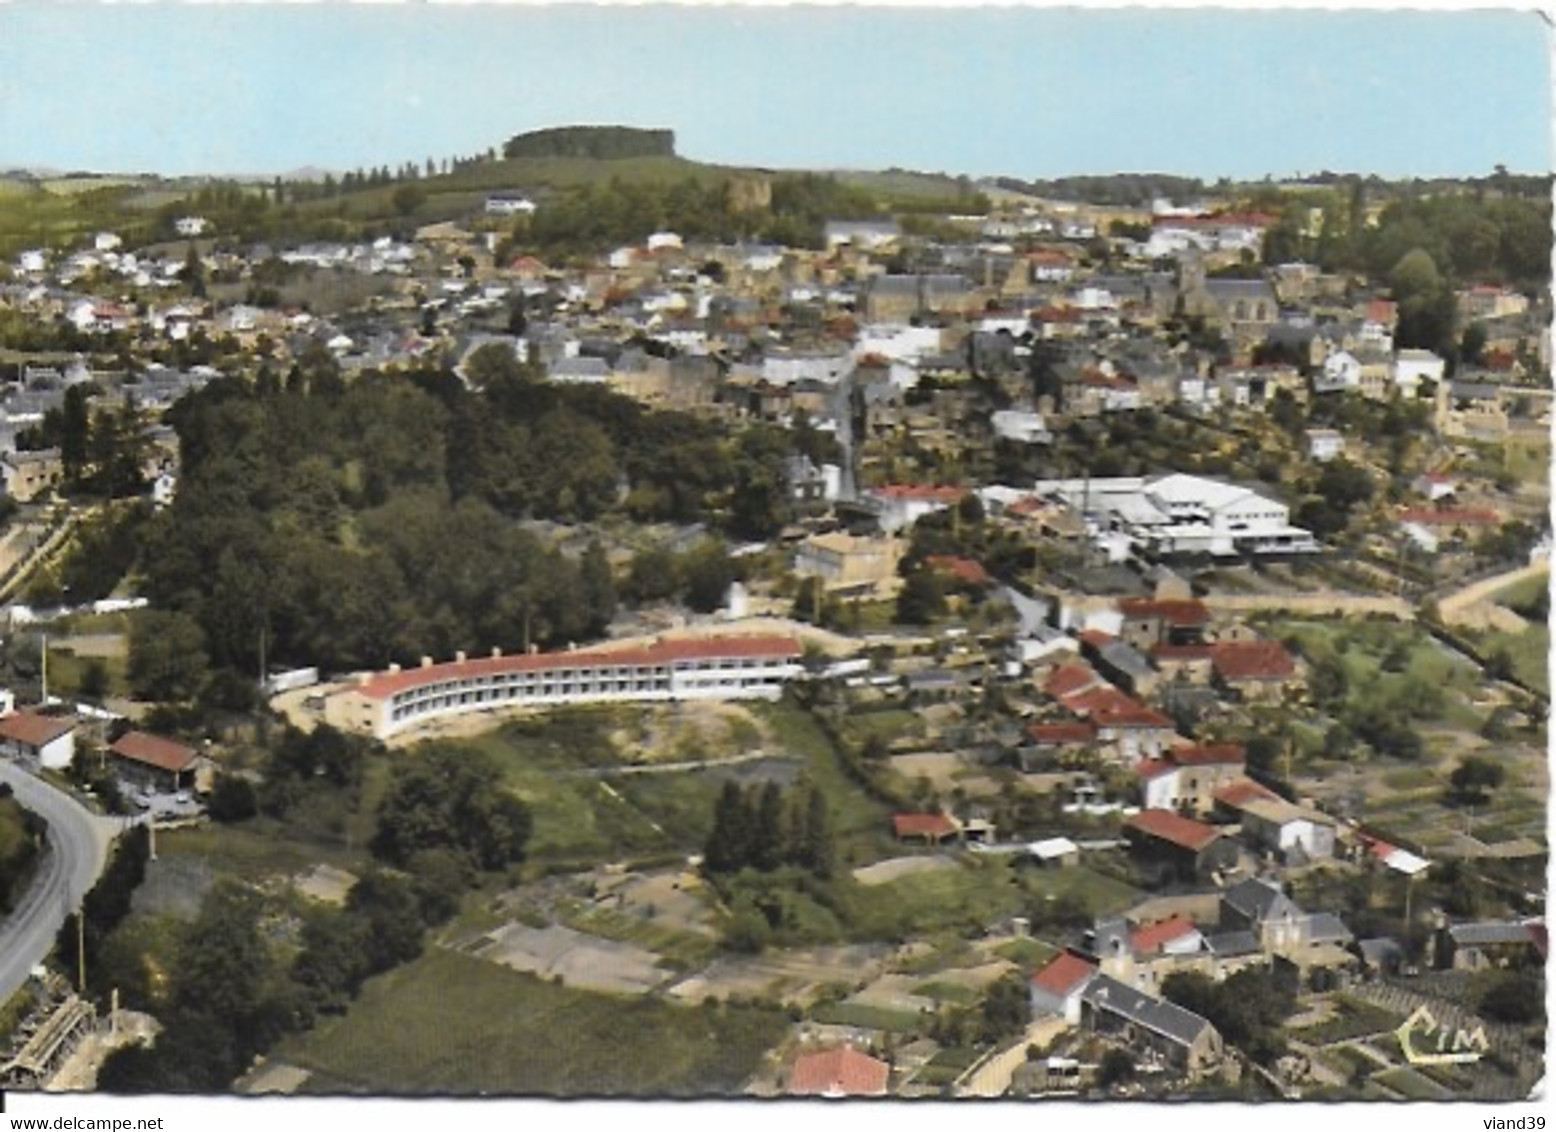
129,344,799,687
503,126,677,161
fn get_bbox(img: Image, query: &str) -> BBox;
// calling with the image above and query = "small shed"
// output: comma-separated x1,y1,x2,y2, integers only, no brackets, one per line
1027,836,1080,868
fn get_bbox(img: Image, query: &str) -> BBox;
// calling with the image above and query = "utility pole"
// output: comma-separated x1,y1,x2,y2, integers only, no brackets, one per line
40,631,47,706
76,901,86,993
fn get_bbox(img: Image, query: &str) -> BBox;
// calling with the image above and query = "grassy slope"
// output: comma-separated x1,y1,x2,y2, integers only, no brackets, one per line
279,947,787,1096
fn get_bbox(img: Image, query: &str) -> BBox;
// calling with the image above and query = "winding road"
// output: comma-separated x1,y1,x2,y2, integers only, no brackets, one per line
0,762,120,1005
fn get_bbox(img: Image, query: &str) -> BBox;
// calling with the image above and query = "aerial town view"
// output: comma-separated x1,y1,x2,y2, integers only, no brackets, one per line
0,4,1548,1113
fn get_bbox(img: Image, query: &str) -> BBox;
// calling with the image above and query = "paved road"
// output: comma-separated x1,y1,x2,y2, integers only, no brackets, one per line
0,762,120,1005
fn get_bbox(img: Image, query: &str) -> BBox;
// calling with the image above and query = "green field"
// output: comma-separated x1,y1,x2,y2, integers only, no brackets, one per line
1292,997,1407,1045
810,1000,923,1033
995,937,1059,969
912,980,981,1006
1479,624,1550,694
277,947,788,1096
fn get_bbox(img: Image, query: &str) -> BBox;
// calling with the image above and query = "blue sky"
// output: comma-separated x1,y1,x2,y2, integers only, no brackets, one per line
0,4,1548,180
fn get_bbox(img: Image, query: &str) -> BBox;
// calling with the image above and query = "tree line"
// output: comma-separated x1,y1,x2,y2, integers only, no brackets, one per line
0,786,46,915
514,171,886,260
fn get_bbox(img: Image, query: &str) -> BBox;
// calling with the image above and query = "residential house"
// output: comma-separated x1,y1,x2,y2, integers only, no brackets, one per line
1391,348,1446,399
1078,975,1224,1076
1,449,63,502
792,532,905,599
1434,919,1546,972
1457,286,1529,321
891,812,960,846
108,730,204,794
1029,950,1100,1024
0,711,77,771
1018,720,1097,772
1305,428,1345,463
1134,744,1247,817
1089,639,1159,698
1116,597,1210,653
1313,349,1361,395
1233,796,1337,864
863,274,979,324
1123,810,1239,885
786,1045,890,1098
1209,640,1301,703
1217,877,1312,952
865,484,965,535
1061,685,1175,762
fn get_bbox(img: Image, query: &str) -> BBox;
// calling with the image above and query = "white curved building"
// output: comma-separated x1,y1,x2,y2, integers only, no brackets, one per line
324,636,805,741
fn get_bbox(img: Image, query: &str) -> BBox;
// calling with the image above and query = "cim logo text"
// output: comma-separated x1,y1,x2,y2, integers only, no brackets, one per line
1394,1004,1489,1065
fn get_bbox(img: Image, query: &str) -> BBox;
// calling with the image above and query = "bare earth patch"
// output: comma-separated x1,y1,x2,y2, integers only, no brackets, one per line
852,855,958,887
467,922,668,995
665,943,894,1006
292,864,359,906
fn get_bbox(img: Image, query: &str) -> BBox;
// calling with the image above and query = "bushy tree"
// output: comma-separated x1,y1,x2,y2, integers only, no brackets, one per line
371,745,532,872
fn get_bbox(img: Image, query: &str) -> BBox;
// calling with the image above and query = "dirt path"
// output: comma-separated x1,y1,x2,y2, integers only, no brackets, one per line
1436,561,1548,629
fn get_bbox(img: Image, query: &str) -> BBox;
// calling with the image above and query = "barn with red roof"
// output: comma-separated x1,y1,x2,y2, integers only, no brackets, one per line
1124,809,1238,884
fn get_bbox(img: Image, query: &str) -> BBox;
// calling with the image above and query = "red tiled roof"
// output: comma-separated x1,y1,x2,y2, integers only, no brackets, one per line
1043,662,1100,699
110,731,200,775
1029,951,1099,996
926,555,992,587
1213,778,1281,808
870,484,967,504
1152,643,1214,662
1027,721,1096,745
1135,757,1177,780
1129,916,1200,955
1078,628,1115,648
1117,598,1211,625
0,711,75,748
1527,920,1547,961
1006,496,1045,518
1211,641,1297,683
1126,809,1222,852
1169,743,1245,768
1365,299,1398,324
356,636,802,701
1065,686,1172,729
892,812,959,840
787,1046,890,1098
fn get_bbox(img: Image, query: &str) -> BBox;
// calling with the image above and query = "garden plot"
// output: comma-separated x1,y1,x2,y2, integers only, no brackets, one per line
592,868,719,937
665,942,893,1006
468,921,668,995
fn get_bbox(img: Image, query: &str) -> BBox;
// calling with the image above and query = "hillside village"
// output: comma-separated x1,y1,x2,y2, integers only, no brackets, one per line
0,128,1548,1101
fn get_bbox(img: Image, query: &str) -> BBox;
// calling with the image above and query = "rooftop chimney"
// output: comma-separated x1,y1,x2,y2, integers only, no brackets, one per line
492,647,502,658
387,663,401,674
421,656,433,668
455,650,467,664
